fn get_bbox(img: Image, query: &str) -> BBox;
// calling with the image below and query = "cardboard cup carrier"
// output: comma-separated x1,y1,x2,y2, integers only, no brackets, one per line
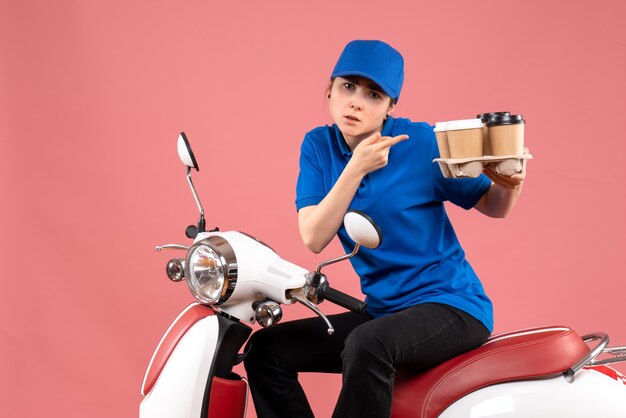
433,113,531,178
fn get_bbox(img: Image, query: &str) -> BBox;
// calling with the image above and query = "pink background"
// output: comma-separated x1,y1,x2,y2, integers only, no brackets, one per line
1,1,625,417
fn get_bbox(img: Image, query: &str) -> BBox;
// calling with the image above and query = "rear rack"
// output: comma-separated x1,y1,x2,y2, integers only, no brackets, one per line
564,333,626,382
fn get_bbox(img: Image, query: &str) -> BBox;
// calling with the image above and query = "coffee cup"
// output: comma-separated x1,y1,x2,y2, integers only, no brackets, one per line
433,122,451,177
477,112,510,155
446,118,485,159
487,114,525,156
433,122,450,159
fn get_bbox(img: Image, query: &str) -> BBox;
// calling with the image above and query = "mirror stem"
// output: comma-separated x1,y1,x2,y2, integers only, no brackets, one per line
315,244,360,274
198,214,206,233
186,167,205,226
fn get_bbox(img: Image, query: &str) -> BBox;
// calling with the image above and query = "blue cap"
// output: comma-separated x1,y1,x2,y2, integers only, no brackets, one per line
331,40,404,100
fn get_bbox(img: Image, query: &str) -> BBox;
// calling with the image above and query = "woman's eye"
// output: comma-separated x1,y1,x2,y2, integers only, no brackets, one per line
343,83,355,90
369,91,381,99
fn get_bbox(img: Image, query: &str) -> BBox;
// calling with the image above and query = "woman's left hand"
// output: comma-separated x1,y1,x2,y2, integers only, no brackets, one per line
482,147,529,191
473,147,529,218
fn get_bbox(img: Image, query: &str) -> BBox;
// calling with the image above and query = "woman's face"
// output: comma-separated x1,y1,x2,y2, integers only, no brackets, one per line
328,76,395,145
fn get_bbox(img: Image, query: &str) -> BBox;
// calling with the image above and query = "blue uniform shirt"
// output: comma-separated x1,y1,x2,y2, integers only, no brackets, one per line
296,117,494,332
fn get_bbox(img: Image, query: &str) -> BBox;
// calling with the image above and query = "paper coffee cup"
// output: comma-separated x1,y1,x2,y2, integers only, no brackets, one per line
477,112,510,156
446,118,485,159
487,114,525,156
433,122,450,158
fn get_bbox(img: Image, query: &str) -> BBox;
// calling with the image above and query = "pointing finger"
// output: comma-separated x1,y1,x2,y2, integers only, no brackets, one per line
363,132,382,145
376,134,409,149
390,134,410,145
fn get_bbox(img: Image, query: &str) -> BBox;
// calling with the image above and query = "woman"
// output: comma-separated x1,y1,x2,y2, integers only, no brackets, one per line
244,39,526,418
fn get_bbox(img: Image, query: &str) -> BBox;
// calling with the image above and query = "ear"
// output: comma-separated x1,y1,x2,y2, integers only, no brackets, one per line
387,102,396,115
326,78,335,99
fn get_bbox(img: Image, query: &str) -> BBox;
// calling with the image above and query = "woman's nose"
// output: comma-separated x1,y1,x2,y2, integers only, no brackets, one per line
350,100,363,110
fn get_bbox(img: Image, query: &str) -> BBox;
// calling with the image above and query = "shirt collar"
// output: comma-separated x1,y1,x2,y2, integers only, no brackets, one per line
333,117,396,158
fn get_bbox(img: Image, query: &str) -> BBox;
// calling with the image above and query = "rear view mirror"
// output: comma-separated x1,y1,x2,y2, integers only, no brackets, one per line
343,210,382,249
177,132,199,171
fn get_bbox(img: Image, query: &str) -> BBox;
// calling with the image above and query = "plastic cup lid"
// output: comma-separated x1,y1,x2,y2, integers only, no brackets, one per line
477,111,510,122
446,118,485,131
434,122,448,132
487,114,525,126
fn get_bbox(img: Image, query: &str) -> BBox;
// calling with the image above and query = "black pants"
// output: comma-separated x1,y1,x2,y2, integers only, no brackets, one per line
243,302,490,418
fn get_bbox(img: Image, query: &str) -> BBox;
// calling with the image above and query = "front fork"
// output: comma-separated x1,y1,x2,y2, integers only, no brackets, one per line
202,315,252,416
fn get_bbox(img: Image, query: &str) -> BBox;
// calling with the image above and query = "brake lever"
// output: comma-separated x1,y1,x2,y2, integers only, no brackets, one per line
289,289,335,335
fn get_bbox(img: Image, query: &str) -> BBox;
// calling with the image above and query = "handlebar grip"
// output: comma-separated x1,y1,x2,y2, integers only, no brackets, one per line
324,287,367,314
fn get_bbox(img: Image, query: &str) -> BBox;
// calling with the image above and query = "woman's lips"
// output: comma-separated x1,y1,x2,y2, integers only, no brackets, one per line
344,115,360,123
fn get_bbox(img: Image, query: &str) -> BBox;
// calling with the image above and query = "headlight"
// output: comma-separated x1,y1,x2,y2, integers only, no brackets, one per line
185,236,237,305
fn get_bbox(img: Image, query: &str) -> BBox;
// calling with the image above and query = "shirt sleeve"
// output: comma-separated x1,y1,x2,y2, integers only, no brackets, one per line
430,133,492,210
295,135,325,211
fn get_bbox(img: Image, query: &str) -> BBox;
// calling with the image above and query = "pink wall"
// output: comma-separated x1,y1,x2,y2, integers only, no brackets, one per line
1,1,625,417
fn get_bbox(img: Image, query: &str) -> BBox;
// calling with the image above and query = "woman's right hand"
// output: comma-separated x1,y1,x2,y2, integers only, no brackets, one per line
349,132,409,176
298,132,408,253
